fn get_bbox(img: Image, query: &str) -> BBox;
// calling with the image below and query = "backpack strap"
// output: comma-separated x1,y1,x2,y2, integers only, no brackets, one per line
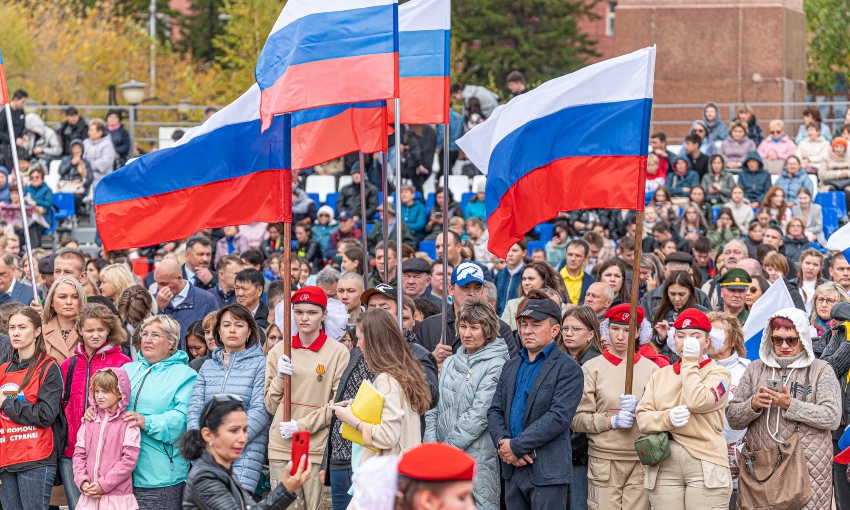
62,355,77,408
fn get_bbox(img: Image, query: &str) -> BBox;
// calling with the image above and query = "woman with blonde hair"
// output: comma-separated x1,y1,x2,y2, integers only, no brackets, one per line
42,276,87,363
763,252,790,284
98,264,136,305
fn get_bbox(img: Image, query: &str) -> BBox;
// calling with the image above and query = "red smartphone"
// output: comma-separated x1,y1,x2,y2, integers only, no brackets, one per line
290,430,310,475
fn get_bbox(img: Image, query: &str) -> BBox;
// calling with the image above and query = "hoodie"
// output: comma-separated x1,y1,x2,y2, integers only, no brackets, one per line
700,155,736,205
23,113,62,158
737,151,771,203
73,367,140,509
665,156,699,197
678,120,718,157
718,134,756,166
291,187,317,224
703,102,730,141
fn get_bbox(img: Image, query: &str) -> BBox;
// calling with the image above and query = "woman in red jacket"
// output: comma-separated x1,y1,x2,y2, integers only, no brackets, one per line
58,303,130,510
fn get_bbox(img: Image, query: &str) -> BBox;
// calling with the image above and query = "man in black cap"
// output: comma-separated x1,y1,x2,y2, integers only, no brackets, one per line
58,106,88,156
37,253,56,296
488,297,584,509
401,257,432,299
639,251,712,313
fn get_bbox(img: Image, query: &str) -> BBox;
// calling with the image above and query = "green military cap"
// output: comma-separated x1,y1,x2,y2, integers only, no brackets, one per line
718,268,752,290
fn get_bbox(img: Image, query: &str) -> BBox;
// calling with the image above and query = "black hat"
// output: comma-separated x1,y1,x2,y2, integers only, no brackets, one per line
517,299,561,323
37,254,55,274
360,283,399,306
107,109,123,121
402,258,432,274
664,251,693,265
65,106,78,116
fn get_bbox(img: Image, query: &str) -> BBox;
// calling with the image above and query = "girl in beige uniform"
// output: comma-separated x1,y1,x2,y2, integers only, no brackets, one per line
636,308,733,509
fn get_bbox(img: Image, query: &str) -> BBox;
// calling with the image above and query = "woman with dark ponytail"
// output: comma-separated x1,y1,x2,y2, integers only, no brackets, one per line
181,396,311,510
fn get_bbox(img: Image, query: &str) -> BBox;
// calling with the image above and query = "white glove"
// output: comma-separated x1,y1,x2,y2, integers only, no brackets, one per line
277,354,293,379
279,420,298,439
669,405,691,427
682,336,701,358
620,394,638,414
610,410,635,429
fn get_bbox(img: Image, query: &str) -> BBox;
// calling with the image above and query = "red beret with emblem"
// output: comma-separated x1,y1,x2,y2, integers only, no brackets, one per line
673,308,712,331
603,303,644,325
398,443,476,482
291,286,328,308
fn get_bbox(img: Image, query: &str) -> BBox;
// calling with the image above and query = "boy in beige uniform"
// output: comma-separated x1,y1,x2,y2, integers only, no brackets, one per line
636,308,733,509
265,286,350,510
572,304,658,509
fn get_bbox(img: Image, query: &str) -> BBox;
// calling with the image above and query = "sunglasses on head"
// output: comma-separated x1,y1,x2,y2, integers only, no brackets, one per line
771,335,799,347
200,394,245,428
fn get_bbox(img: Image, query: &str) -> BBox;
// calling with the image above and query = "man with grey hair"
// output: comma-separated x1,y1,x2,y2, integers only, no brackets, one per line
702,240,748,306
315,266,340,299
183,235,217,291
483,281,498,308
153,258,218,344
336,272,364,325
0,252,33,305
584,282,614,318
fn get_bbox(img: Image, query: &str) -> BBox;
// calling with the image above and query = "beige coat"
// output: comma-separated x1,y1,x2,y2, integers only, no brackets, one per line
817,147,850,189
359,372,422,466
43,317,80,364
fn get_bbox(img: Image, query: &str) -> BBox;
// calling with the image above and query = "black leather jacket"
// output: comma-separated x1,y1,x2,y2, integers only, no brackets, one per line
183,451,297,510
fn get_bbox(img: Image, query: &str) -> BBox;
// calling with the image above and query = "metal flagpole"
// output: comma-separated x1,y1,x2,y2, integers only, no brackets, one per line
358,152,369,288
624,210,645,395
440,124,450,345
393,99,403,327
4,105,38,305
382,152,389,283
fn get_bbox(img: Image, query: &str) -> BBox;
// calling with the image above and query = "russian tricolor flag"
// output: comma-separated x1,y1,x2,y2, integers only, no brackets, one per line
0,52,9,106
94,84,291,251
291,101,391,170
392,0,450,124
457,47,657,257
255,0,399,130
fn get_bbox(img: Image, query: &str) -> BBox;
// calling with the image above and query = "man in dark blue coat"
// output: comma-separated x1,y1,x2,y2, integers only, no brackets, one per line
488,298,584,509
153,259,218,348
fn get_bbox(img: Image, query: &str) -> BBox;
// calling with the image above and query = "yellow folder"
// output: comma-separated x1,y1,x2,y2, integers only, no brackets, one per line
341,379,384,451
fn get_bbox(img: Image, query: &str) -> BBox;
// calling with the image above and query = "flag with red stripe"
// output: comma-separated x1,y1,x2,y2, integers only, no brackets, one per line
0,52,9,106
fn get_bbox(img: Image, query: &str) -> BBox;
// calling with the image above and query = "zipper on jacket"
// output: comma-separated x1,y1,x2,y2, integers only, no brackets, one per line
92,410,110,510
447,368,475,434
220,351,235,393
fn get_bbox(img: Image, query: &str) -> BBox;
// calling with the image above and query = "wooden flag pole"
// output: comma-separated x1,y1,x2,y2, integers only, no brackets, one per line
282,169,293,423
624,210,645,395
358,152,369,288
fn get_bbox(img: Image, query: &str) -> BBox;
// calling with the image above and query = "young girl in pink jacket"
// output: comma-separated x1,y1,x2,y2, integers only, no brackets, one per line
73,367,140,510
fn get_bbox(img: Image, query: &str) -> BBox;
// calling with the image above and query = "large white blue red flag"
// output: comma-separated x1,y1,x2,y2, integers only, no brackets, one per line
741,281,795,360
95,85,291,251
255,0,399,130
457,47,656,257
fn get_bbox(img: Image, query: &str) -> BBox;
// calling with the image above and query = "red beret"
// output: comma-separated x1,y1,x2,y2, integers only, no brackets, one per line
603,303,644,325
291,286,328,308
673,308,712,331
397,443,476,482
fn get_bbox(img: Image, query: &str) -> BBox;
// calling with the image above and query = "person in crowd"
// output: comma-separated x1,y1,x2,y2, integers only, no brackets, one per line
650,131,677,167
794,106,833,144
810,282,850,348
651,186,680,224
678,121,717,160
738,151,772,204
182,235,217,291
582,282,615,320
734,105,764,146
636,308,733,508
52,248,88,286
719,121,756,169
336,272,364,325
424,297,509,510
116,285,153,359
819,300,850,507
294,223,323,273
341,245,367,278
557,239,595,306
757,119,797,174
265,286,350,509
643,221,691,254
541,221,568,268
645,153,667,194
72,367,139,509
210,254,242,308
687,186,713,225
487,296,584,510
818,136,850,197
466,217,493,264
315,266,340,301
259,222,284,259
215,225,250,263
495,242,527,315
424,187,464,239
401,124,437,195
292,186,318,224
153,258,218,344
98,264,135,306
369,240,399,288
703,102,730,141
105,109,130,168
717,267,752,325
758,186,792,230
401,257,432,299
399,185,427,239
782,218,811,264
187,304,269,493
59,303,130,509
435,230,494,282
792,187,826,246
81,118,116,188
58,107,89,156
572,303,659,509
795,121,830,171
702,155,736,206
675,202,709,244
465,181,487,224
764,252,790,285
42,276,86,363
367,202,415,255
264,323,283,355
727,308,841,510
0,307,64,510
831,252,850,295
707,208,741,251
324,213,362,260
185,320,208,371
234,268,269,333
337,170,378,224
649,270,706,360
745,275,769,312
57,139,94,213
776,156,814,207
594,258,631,307
181,397,310,510
23,113,62,162
792,249,826,316
23,167,53,247
667,156,700,206
313,206,338,252
727,185,755,235
330,308,431,466
706,312,749,508
0,252,36,305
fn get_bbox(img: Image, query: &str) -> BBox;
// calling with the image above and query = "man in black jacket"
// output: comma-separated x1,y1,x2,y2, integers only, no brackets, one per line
337,170,379,224
417,262,518,363
0,89,26,166
641,221,690,254
183,235,217,291
57,106,88,157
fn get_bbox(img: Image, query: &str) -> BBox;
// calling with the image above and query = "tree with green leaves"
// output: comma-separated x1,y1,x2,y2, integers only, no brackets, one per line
177,0,227,62
805,0,850,92
452,0,599,96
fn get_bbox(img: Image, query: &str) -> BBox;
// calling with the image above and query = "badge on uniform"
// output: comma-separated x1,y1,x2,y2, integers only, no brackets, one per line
711,381,727,402
316,364,325,382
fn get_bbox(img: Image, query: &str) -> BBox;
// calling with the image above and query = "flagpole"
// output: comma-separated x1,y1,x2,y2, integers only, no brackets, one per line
282,117,293,424
358,152,369,288
382,151,389,283
4,105,37,305
440,124,449,345
624,210,644,395
393,99,403,327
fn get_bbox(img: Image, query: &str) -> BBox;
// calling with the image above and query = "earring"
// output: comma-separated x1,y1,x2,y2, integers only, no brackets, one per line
208,442,212,446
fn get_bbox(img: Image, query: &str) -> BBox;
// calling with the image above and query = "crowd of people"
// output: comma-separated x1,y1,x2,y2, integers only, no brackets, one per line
5,76,850,509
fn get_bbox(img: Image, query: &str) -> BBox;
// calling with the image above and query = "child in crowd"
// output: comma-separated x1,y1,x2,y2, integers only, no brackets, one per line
73,368,140,510
646,153,666,193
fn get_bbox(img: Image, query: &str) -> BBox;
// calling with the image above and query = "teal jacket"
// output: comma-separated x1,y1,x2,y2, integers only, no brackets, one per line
124,350,197,488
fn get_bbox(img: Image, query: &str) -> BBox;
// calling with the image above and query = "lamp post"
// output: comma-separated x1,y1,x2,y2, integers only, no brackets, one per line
119,80,147,156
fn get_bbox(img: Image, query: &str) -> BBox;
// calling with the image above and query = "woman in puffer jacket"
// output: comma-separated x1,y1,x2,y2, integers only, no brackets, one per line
424,297,508,510
23,113,62,161
186,304,270,493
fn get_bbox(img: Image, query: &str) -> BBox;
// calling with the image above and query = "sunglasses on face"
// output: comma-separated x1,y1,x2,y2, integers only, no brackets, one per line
770,130,783,135
771,335,799,347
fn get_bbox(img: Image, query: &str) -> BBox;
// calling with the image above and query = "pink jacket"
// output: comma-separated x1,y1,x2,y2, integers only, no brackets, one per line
73,367,140,510
61,343,131,458
757,135,797,161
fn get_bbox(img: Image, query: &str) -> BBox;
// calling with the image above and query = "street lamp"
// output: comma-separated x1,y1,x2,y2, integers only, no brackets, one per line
119,80,147,155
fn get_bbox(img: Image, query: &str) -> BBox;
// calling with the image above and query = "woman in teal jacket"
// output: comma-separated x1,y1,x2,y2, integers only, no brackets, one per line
123,315,197,509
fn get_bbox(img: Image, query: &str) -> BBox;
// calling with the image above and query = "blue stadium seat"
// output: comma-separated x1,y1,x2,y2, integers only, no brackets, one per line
645,191,653,205
378,191,383,204
713,208,720,223
527,241,547,254
535,223,554,243
419,240,436,259
307,193,321,207
366,223,374,234
824,208,840,238
816,191,847,217
325,192,339,212
53,193,76,221
425,193,436,212
460,192,476,211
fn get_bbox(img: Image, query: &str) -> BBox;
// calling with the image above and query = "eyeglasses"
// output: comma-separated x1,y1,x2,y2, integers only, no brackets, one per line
771,336,799,347
140,332,164,341
562,326,587,334
816,297,838,306
770,130,783,135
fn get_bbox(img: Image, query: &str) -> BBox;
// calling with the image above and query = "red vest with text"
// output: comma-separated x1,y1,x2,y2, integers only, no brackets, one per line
0,357,57,468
